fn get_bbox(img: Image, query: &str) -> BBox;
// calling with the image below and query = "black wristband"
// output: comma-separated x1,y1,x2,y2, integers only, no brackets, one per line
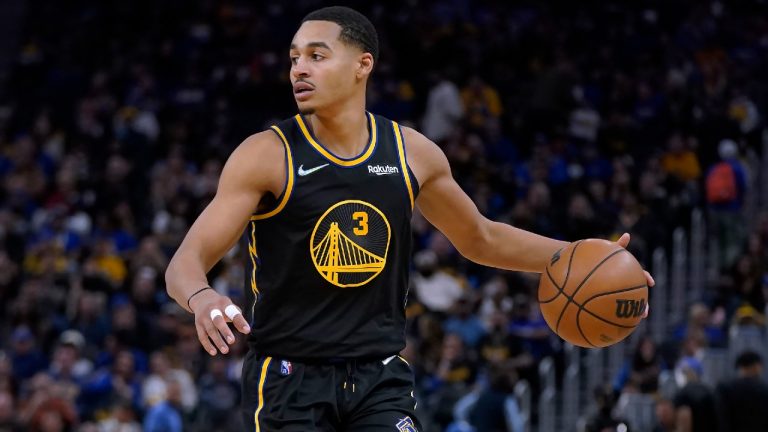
187,286,213,310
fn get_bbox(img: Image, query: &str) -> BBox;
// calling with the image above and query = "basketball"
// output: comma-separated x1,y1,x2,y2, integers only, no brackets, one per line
538,239,648,348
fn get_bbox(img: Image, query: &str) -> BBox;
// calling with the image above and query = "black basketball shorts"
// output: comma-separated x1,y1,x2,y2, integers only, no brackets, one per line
241,351,421,431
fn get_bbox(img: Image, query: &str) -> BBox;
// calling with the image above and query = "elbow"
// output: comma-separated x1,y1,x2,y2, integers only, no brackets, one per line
164,269,173,297
164,258,178,296
456,220,492,263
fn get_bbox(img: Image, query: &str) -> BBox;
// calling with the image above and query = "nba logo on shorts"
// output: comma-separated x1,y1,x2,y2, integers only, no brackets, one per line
396,416,417,432
280,360,292,376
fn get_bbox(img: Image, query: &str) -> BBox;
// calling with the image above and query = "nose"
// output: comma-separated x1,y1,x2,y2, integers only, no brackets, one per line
291,57,310,80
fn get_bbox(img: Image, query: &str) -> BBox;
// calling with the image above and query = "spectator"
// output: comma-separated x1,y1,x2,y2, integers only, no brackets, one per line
443,296,487,349
477,276,513,329
461,76,503,130
143,376,183,432
109,295,140,349
716,351,768,432
47,333,92,417
422,71,464,143
478,311,532,374
508,295,554,362
79,350,142,419
49,330,93,385
95,402,141,432
706,139,748,269
8,326,46,381
26,391,78,432
568,99,601,144
614,334,664,394
672,356,720,432
673,302,726,347
728,255,766,315
71,291,110,349
728,304,765,340
19,374,78,432
466,364,524,432
141,352,197,414
653,398,676,432
585,386,631,432
426,333,477,429
564,193,603,240
196,356,242,431
661,132,701,182
412,250,466,315
84,239,127,289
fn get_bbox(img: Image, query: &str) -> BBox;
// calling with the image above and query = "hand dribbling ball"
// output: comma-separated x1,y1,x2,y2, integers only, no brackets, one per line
538,239,648,348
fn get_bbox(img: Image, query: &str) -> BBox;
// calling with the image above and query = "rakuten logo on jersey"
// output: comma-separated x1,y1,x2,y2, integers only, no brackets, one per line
368,165,399,176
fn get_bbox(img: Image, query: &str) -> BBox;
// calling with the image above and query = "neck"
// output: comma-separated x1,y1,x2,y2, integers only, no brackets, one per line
305,105,369,158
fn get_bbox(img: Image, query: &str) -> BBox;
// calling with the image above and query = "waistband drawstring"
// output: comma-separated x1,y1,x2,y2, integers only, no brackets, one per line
343,360,356,392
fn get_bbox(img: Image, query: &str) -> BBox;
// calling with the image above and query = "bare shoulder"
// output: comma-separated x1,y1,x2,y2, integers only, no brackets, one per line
400,126,450,188
233,130,284,161
220,130,286,195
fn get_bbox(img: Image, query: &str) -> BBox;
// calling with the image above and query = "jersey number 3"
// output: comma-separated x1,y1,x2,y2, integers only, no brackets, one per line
353,211,368,235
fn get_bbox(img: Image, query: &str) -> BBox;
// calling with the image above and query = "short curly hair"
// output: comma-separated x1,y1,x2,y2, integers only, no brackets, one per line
302,6,379,62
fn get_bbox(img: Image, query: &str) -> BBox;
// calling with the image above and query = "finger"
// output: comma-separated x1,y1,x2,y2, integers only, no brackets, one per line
195,321,218,356
642,303,650,318
616,232,630,248
212,312,236,346
225,304,251,334
204,317,230,354
233,314,251,334
644,270,655,287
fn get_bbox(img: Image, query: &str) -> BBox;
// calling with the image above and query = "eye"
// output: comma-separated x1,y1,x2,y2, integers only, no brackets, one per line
312,53,324,61
290,56,299,65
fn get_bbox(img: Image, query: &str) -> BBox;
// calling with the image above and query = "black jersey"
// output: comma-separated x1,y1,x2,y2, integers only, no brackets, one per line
244,112,419,359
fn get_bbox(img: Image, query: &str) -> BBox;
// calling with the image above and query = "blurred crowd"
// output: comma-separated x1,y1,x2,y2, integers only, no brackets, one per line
1,1,768,431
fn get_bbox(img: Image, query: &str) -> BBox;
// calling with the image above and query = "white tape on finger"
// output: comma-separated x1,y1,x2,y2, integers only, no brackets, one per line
224,304,241,320
209,308,223,321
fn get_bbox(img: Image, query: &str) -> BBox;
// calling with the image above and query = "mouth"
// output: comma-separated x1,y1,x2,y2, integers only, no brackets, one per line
293,82,315,101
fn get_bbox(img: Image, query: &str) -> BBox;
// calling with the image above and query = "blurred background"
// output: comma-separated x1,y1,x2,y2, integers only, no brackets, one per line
1,1,768,431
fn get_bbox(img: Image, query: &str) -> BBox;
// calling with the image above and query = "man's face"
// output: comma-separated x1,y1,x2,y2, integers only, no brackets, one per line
53,345,78,370
289,21,367,114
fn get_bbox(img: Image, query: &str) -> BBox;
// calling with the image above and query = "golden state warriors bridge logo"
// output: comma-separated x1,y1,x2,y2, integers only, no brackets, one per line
310,200,391,288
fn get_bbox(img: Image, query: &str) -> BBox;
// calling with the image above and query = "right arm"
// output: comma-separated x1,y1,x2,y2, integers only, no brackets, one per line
165,130,285,355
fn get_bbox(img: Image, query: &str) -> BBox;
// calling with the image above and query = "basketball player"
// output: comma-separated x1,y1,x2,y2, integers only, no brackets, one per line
165,6,654,431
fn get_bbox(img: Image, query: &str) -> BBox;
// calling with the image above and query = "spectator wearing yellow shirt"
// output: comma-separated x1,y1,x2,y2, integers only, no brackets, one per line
84,239,127,288
462,75,503,129
661,132,702,182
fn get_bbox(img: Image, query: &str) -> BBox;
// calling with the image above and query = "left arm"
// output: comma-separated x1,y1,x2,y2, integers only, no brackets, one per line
405,125,654,293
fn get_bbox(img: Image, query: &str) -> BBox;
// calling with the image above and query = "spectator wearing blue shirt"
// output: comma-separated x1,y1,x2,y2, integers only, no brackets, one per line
144,376,183,432
444,296,487,349
508,295,555,361
706,139,749,269
8,326,47,381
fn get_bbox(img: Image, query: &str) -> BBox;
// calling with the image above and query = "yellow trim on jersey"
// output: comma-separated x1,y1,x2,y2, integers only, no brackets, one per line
392,122,415,209
254,357,272,432
398,355,411,366
251,125,294,221
248,221,259,296
295,112,377,166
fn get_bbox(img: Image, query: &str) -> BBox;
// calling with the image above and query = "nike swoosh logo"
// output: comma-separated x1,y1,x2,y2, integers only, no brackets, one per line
297,163,329,176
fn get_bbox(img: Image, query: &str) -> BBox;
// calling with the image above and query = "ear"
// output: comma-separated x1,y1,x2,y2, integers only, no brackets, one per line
356,53,374,79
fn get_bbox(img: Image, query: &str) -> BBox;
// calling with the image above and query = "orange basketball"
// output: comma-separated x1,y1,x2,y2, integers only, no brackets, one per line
538,239,648,348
